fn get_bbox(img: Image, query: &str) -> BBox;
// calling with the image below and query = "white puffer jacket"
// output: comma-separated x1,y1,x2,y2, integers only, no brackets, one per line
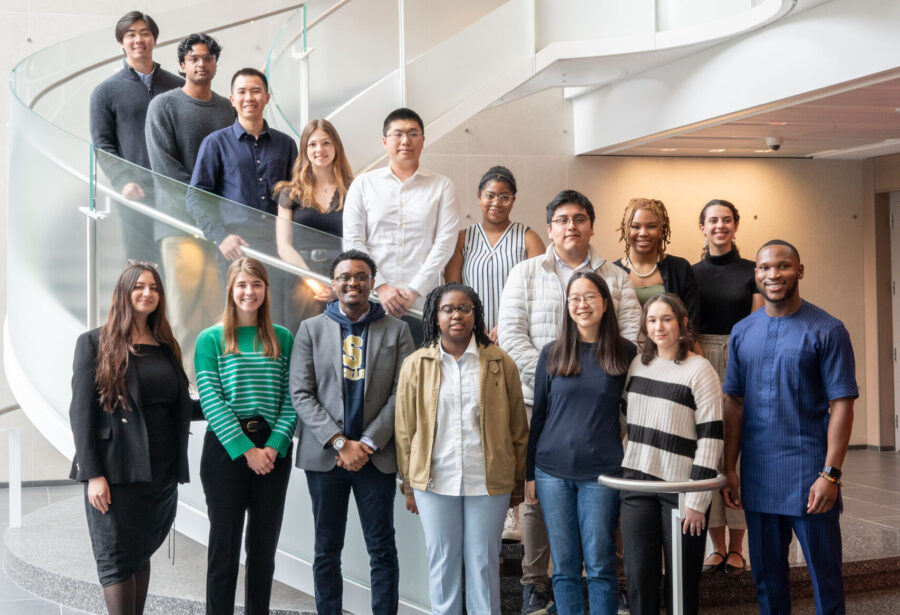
497,244,641,405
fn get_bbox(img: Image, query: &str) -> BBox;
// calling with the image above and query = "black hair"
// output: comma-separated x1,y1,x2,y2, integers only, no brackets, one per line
758,239,800,261
177,33,223,69
545,189,596,226
231,67,268,92
382,108,424,136
329,250,377,279
421,283,492,349
115,11,159,44
546,272,630,377
477,165,517,195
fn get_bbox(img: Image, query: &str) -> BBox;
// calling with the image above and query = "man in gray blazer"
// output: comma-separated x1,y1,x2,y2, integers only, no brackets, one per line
291,249,415,615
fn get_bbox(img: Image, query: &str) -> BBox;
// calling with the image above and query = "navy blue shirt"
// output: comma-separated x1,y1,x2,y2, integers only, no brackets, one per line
724,301,858,516
526,340,637,481
187,119,298,246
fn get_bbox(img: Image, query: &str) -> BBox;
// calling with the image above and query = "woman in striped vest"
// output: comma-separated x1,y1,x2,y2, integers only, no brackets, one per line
620,293,723,615
444,165,544,341
195,257,297,615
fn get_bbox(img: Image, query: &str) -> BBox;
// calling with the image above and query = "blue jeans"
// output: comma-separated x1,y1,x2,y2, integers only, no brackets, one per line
305,463,398,615
535,467,619,615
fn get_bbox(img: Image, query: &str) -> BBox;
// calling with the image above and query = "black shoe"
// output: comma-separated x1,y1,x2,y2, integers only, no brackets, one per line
521,582,555,615
617,589,630,614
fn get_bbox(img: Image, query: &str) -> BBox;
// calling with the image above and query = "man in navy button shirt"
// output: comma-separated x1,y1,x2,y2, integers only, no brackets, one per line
187,68,297,269
723,240,856,615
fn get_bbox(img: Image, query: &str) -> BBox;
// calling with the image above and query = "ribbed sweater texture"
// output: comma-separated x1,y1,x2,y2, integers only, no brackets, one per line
622,354,723,511
195,324,297,459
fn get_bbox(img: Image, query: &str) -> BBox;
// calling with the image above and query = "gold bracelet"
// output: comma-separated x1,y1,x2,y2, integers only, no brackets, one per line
818,471,841,486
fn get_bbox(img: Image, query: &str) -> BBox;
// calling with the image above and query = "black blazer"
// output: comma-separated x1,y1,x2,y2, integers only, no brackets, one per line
68,328,197,485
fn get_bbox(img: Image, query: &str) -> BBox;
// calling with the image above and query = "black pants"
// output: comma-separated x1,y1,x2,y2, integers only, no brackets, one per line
305,463,399,615
200,430,293,615
620,491,708,615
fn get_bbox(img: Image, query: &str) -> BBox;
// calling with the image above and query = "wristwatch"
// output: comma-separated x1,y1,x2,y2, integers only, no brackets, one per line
332,435,347,451
822,466,842,481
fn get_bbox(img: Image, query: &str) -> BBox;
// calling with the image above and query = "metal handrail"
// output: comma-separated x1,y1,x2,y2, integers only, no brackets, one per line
598,473,727,494
599,472,727,615
27,2,307,109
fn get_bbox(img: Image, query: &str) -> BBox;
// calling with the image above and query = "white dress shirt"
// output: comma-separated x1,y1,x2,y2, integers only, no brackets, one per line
429,336,487,496
342,166,460,308
553,249,591,289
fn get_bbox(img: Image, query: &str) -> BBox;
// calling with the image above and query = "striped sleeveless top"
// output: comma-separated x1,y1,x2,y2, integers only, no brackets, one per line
461,221,530,330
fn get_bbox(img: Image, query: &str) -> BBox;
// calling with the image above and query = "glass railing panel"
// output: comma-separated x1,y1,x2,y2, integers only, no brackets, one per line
7,92,92,414
404,0,529,126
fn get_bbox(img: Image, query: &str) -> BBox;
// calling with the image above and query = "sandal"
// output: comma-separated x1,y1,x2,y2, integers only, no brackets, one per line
702,551,725,574
723,551,746,577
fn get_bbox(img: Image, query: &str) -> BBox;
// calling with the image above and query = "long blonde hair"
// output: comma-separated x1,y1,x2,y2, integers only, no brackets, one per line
222,257,279,359
274,118,353,212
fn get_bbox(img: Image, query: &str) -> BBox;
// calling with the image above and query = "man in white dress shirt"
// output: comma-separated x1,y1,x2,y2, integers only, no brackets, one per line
343,108,460,342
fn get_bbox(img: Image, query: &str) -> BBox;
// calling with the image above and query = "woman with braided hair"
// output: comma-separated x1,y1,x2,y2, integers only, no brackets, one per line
395,282,529,615
614,198,701,328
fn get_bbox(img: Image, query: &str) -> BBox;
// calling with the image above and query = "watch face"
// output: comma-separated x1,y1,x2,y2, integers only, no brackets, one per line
334,437,346,451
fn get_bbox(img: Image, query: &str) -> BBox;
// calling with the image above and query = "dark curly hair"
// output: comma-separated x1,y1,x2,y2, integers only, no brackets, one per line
421,283,492,349
176,33,223,71
329,250,377,279
639,293,695,365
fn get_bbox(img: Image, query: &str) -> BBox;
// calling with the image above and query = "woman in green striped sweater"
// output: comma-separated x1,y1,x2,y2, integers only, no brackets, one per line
195,257,297,615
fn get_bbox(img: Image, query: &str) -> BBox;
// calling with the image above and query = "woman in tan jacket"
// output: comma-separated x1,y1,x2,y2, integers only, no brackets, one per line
395,282,528,615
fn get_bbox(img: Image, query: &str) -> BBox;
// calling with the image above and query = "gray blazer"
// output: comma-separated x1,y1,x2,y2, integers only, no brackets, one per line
290,311,414,473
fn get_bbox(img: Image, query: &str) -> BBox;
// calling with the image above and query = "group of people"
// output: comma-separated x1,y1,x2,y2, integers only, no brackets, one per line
72,9,856,615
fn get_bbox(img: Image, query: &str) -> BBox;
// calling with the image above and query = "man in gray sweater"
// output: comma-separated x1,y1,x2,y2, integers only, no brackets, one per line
145,33,235,378
90,10,183,263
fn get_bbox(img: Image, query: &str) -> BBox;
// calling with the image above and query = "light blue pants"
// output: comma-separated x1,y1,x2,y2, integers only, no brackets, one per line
414,489,510,615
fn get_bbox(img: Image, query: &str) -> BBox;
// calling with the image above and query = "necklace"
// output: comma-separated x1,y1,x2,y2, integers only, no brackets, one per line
625,255,660,278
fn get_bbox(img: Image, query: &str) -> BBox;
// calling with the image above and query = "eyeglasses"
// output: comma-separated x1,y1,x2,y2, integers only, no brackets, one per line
482,192,513,204
333,273,373,283
184,54,217,64
385,130,423,140
551,215,590,226
438,304,474,315
567,293,602,305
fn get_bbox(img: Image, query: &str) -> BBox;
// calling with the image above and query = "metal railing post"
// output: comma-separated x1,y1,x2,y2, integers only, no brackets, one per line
599,473,727,615
1,428,22,528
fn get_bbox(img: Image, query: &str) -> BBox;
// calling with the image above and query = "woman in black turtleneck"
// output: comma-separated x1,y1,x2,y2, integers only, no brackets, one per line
692,199,764,579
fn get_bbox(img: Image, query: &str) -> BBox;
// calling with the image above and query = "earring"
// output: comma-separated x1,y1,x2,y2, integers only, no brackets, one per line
703,237,708,249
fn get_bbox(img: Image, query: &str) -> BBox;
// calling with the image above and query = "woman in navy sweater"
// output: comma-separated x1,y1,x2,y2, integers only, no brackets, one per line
525,271,636,615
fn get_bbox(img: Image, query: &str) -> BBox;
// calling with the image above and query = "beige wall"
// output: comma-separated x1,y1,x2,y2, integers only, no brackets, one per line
425,89,873,446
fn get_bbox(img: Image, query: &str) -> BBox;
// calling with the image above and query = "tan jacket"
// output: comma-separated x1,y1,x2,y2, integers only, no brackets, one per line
395,342,529,496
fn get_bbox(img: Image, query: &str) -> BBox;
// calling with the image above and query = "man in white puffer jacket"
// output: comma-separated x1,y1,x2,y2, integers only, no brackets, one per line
498,189,640,615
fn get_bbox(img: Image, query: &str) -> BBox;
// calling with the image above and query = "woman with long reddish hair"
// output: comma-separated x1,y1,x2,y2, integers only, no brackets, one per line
195,257,297,615
69,260,195,615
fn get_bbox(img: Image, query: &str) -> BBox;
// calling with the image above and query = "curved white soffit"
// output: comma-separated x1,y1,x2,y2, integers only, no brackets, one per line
535,0,797,76
3,317,75,461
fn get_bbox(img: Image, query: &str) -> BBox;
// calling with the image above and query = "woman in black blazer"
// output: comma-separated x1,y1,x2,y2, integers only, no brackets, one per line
69,261,195,615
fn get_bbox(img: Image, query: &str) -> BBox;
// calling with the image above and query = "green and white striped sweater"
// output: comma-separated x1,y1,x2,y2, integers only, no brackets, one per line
195,324,297,460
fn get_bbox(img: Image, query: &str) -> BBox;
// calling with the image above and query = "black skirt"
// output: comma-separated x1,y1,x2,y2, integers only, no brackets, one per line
84,476,178,586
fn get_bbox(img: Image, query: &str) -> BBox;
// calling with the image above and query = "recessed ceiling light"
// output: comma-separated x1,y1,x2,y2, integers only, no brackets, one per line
660,148,677,152
709,148,726,153
768,121,788,126
754,149,772,153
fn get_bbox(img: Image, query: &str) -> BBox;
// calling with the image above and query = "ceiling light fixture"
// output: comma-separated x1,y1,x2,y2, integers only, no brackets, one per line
660,148,677,152
709,148,726,153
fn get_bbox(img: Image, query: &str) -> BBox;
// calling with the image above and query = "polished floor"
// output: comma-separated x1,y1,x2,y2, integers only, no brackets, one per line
2,449,900,614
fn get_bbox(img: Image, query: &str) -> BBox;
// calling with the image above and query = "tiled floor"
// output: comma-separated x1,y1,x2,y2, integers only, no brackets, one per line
0,483,92,614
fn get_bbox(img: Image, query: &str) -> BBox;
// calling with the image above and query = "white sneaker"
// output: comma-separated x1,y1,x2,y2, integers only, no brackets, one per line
502,506,522,542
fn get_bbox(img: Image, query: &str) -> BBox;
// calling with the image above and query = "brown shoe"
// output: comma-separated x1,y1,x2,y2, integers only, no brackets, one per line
723,551,746,577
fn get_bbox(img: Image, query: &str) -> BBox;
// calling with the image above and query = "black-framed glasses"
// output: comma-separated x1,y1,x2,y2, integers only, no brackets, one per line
438,304,474,315
333,273,373,283
551,214,590,226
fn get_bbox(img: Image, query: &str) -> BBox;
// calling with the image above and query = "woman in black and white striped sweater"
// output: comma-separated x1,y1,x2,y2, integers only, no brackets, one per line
620,293,723,615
